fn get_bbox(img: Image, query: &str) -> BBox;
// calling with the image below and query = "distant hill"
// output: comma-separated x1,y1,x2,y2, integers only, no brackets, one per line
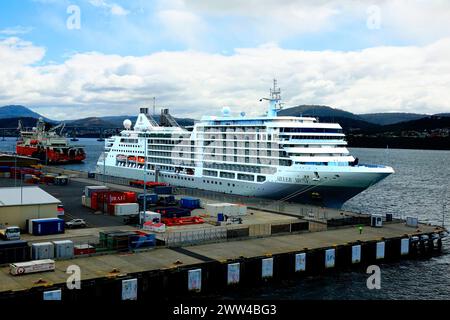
0,105,48,120
359,112,427,125
0,117,41,129
100,114,195,127
66,117,115,128
380,115,450,132
278,105,379,131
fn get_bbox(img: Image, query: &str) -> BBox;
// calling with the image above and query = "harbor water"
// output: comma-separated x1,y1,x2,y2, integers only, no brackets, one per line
1,137,449,299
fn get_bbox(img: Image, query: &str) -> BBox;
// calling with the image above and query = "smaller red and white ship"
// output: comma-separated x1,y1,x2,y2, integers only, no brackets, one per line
16,118,86,164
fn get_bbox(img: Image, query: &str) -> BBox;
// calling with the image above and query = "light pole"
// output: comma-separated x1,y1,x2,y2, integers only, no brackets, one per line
141,134,147,228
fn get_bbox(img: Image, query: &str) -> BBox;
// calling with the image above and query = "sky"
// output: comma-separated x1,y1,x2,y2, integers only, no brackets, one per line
0,0,450,120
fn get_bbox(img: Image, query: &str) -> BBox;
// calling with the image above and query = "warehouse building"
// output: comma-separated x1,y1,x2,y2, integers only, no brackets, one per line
0,186,61,230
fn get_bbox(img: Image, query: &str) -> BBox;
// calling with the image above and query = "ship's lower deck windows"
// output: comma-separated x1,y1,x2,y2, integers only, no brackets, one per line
237,173,254,182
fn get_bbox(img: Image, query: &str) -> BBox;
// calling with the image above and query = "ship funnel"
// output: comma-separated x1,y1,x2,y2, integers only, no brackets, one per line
140,107,149,114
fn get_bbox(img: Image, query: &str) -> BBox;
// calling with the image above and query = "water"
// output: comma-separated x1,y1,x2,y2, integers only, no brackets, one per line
1,137,449,299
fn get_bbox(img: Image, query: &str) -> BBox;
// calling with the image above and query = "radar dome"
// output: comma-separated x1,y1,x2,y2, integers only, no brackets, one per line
222,106,231,116
123,119,132,129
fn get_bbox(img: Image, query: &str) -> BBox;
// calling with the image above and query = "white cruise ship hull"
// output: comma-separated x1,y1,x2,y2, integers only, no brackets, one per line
97,162,393,208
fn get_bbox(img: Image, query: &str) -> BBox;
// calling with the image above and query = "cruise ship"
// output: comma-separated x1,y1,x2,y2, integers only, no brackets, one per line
96,81,394,208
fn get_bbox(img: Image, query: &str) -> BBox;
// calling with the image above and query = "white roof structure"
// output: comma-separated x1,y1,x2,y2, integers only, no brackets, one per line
0,186,61,206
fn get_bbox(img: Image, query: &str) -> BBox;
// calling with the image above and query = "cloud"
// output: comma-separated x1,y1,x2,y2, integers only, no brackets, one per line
89,0,129,16
0,26,34,35
1,37,450,120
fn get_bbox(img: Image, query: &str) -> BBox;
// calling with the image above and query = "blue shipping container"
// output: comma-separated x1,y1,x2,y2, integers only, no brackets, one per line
0,166,10,172
138,193,158,203
180,197,200,209
32,218,65,236
154,186,173,195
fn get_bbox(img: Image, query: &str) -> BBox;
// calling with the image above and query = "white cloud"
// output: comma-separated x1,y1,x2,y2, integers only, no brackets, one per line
0,26,33,35
88,0,129,16
1,37,450,119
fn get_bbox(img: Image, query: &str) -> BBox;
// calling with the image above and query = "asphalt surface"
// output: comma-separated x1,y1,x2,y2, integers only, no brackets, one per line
0,178,125,228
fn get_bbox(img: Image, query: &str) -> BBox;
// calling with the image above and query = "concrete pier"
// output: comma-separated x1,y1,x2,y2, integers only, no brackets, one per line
0,221,444,301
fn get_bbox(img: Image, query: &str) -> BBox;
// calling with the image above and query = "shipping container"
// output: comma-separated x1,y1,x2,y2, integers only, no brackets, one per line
114,203,139,216
154,186,173,195
53,240,74,259
32,242,55,260
180,197,201,209
128,233,156,249
31,218,65,236
205,203,247,217
0,240,30,265
0,165,10,172
137,193,158,203
10,259,55,276
158,194,176,206
74,244,96,255
143,211,161,223
84,185,109,197
143,222,166,233
155,207,191,218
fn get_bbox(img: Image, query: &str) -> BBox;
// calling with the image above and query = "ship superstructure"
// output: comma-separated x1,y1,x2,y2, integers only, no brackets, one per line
96,81,394,207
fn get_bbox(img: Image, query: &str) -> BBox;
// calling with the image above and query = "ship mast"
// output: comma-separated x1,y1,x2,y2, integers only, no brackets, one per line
261,79,282,117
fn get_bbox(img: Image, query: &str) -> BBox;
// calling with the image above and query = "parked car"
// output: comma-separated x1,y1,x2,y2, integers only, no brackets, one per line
65,219,87,229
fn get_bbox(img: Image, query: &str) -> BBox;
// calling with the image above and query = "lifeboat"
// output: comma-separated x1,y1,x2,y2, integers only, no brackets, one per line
128,156,136,163
30,140,39,145
137,156,145,164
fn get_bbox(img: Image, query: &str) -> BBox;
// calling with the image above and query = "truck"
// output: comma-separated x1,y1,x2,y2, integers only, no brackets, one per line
0,226,21,241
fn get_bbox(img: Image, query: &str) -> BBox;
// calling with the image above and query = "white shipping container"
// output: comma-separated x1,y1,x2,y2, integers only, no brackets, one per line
143,211,161,223
205,203,247,217
53,240,74,259
10,259,55,276
32,242,55,260
86,197,91,208
114,203,139,216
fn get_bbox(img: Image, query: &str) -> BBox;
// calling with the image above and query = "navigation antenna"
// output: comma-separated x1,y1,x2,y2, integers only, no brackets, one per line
261,79,283,117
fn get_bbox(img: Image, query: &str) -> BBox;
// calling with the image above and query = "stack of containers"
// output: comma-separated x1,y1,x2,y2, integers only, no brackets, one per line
128,232,156,249
154,186,173,195
0,240,30,264
53,240,74,259
158,194,176,206
180,197,201,209
29,218,65,236
84,186,109,209
106,231,137,251
32,242,54,260
137,193,158,210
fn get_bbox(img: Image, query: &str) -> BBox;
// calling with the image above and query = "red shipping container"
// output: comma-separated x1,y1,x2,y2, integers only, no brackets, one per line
124,191,137,203
74,245,96,255
107,191,127,204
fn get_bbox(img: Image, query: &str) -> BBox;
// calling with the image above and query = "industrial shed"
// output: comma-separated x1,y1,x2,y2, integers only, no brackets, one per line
0,186,61,230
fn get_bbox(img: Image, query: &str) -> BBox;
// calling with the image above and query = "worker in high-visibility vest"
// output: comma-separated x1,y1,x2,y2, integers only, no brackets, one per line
359,226,363,234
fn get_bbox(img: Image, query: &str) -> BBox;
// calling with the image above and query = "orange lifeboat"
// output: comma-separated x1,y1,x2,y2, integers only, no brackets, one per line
137,156,145,164
127,156,136,163
30,140,39,145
